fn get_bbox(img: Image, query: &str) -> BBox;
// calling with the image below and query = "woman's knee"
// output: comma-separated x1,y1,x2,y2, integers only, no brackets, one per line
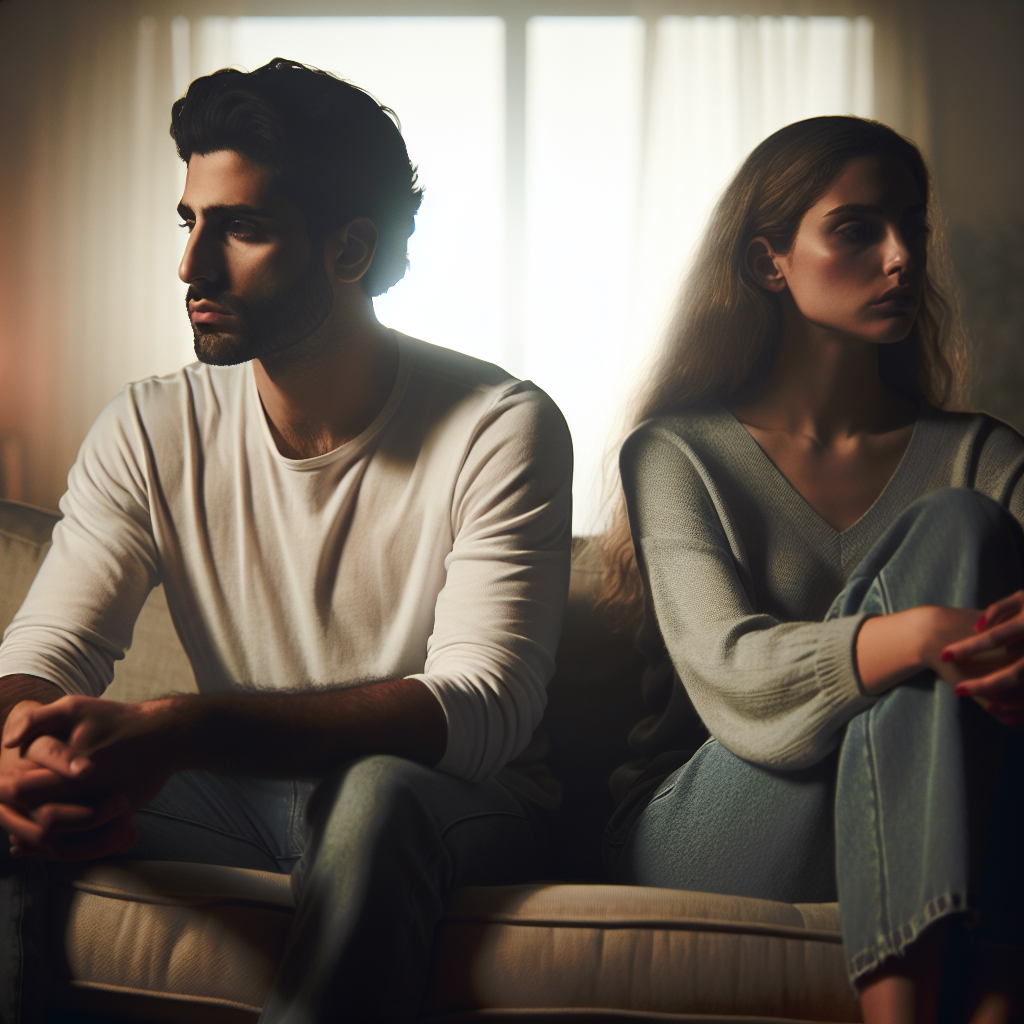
906,488,1017,543
836,489,1023,616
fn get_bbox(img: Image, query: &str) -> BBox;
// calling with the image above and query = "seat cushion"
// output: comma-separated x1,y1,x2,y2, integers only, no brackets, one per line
49,863,859,1023
425,884,860,1022
48,861,293,1023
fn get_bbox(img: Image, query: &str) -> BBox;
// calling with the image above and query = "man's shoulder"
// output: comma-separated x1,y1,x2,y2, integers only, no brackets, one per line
393,334,570,465
397,333,564,427
398,334,517,396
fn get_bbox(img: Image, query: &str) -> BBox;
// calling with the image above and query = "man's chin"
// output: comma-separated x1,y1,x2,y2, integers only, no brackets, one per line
192,330,257,367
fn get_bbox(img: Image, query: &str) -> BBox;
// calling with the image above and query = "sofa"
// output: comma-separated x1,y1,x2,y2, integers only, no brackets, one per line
0,498,862,1023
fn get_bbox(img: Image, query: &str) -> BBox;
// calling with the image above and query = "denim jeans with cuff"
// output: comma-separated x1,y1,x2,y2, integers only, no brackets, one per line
605,488,1024,992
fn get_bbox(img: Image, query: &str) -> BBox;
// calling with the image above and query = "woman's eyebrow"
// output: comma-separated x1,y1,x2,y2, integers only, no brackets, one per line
823,203,882,217
823,202,927,218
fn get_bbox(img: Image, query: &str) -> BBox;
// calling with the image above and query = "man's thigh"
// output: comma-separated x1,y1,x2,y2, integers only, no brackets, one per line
126,771,313,873
295,754,547,895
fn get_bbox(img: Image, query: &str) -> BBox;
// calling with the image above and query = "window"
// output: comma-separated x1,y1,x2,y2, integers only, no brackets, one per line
175,14,874,530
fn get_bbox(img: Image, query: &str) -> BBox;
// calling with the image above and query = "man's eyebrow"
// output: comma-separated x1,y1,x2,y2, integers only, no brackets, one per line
823,202,927,217
176,203,275,218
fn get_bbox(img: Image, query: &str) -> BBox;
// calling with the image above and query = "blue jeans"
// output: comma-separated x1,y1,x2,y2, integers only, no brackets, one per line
605,489,1024,987
1,755,548,1023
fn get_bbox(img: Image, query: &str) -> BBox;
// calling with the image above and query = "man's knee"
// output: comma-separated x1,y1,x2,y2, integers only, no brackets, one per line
322,753,435,814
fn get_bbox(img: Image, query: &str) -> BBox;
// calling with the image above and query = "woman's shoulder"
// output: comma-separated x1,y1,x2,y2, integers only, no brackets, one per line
915,406,1024,509
623,405,738,458
917,406,1024,456
619,406,755,525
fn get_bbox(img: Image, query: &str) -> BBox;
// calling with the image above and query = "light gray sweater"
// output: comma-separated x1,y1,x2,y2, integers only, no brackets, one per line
615,406,1024,796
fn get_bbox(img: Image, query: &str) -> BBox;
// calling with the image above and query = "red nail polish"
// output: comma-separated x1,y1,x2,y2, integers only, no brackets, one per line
955,685,968,697
975,616,987,632
940,651,953,662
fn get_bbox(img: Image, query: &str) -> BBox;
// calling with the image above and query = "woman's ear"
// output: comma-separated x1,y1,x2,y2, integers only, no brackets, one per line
326,218,380,285
746,236,787,293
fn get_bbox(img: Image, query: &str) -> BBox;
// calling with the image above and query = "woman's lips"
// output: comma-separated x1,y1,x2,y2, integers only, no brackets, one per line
870,293,917,315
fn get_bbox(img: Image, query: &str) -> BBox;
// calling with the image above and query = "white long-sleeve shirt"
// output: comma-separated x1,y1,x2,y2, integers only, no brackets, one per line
0,334,573,799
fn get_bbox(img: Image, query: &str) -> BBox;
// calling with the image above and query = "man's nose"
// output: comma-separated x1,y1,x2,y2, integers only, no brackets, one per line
178,221,220,286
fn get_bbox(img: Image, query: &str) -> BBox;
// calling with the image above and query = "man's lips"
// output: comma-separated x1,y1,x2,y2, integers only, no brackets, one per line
189,302,234,324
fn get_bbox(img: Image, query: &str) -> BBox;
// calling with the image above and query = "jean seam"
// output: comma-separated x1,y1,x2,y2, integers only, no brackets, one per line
846,889,969,981
136,807,281,858
866,705,893,946
438,809,530,840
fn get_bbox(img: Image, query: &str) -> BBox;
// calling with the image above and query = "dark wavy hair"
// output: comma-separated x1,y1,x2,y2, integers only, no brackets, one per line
170,58,423,296
598,115,971,628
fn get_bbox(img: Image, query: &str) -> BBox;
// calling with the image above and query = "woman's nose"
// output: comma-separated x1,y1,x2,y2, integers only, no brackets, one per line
882,225,913,276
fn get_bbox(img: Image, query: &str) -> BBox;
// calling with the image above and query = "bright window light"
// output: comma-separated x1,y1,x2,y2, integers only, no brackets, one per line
523,17,645,530
177,14,873,533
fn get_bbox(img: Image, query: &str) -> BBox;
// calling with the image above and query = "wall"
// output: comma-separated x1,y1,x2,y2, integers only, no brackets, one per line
926,1,1023,431
0,0,1021,508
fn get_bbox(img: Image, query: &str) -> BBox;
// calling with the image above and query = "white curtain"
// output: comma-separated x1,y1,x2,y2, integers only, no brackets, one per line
0,1,927,528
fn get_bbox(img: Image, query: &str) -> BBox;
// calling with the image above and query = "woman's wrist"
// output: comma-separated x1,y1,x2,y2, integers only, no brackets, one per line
856,608,931,695
856,605,982,696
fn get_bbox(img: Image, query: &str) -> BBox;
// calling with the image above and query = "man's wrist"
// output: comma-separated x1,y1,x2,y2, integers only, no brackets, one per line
0,674,65,728
135,695,208,774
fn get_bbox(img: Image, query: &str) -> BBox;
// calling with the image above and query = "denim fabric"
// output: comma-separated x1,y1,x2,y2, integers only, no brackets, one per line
832,488,1024,980
128,773,315,873
605,489,1024,986
605,740,839,903
0,756,546,1024
262,755,547,1024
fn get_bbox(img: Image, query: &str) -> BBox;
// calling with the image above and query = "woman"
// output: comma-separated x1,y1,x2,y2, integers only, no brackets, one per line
599,116,1023,1024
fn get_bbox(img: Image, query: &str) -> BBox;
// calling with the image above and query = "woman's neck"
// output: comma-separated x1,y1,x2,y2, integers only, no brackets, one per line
730,301,917,443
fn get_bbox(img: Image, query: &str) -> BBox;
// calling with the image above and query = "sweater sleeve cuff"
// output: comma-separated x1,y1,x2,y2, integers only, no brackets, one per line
815,612,873,709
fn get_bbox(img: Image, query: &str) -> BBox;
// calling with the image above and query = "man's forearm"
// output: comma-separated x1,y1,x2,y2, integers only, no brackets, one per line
157,677,448,778
0,674,65,726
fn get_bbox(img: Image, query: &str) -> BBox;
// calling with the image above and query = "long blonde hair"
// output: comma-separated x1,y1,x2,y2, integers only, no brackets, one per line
598,116,971,629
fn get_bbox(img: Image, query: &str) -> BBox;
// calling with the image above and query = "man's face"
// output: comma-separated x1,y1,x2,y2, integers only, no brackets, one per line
177,150,334,365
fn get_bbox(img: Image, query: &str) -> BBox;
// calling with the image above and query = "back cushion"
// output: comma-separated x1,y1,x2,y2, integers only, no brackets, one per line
0,500,196,701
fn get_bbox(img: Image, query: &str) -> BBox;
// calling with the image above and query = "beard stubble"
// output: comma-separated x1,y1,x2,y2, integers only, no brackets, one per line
187,253,335,367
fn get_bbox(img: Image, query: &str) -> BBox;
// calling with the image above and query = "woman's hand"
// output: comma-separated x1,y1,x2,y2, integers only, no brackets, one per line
941,590,1024,729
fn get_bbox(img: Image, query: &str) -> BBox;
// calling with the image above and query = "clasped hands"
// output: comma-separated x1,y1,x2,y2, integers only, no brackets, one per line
0,696,178,861
1,590,1022,861
936,589,1024,730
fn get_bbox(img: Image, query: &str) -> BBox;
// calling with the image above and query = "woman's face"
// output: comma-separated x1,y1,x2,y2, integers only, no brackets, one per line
765,155,927,346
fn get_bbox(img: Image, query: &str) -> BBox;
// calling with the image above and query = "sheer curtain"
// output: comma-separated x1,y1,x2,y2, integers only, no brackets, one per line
0,1,929,529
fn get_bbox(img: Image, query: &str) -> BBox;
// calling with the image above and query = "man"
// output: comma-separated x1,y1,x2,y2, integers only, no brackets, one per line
0,60,571,1022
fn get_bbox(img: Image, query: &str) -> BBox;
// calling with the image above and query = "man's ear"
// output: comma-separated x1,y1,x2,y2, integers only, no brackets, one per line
745,236,787,293
326,218,379,285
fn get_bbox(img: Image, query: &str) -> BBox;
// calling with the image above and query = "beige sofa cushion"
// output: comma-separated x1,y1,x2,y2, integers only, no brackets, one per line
426,885,859,1022
49,862,860,1023
48,862,292,1023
